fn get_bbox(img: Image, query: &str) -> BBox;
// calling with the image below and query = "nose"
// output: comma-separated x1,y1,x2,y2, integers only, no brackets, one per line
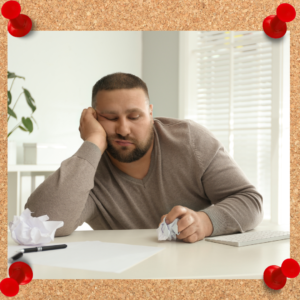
115,117,131,137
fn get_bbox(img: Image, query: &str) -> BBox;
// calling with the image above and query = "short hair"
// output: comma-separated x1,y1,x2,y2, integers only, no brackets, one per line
91,72,150,108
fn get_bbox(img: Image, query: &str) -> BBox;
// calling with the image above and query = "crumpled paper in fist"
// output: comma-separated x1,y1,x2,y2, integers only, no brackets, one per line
9,208,64,246
157,217,180,241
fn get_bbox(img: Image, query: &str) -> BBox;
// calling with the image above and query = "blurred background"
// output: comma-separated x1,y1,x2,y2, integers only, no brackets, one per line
7,31,290,230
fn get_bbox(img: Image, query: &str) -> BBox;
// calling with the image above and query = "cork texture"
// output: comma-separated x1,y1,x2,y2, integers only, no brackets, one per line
1,0,300,299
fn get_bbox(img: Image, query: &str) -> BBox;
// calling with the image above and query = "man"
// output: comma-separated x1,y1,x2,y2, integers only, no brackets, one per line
25,72,264,243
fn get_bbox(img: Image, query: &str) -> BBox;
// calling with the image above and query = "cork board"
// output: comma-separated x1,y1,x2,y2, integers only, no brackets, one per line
1,0,300,299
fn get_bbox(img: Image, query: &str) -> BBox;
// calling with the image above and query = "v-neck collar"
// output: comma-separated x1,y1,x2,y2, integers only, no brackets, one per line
103,126,159,186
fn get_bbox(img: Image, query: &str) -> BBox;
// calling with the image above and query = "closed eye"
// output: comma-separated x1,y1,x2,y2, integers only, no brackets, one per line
105,117,140,121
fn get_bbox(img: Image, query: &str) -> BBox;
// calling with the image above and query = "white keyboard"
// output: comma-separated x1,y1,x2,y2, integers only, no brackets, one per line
205,230,290,247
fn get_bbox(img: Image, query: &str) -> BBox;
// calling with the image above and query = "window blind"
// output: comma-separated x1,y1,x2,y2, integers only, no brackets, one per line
192,31,272,219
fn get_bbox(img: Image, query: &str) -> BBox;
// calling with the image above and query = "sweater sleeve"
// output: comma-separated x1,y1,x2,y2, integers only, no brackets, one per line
189,121,264,237
24,141,102,237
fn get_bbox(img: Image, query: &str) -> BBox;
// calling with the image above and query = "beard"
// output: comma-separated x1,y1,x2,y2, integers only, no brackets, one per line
106,122,154,163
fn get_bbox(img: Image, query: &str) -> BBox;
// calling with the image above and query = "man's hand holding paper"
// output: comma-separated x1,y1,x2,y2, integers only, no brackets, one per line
159,206,213,243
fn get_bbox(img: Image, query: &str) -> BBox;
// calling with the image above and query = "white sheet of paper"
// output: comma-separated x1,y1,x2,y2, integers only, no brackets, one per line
8,241,164,273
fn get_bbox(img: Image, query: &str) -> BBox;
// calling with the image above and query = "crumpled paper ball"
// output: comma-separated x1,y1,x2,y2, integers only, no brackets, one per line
8,208,64,246
157,217,180,241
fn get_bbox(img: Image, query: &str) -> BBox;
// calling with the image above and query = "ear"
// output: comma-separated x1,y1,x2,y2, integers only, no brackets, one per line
149,104,154,123
149,104,153,116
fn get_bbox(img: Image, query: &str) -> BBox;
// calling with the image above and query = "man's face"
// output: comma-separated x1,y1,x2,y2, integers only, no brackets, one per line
94,88,154,163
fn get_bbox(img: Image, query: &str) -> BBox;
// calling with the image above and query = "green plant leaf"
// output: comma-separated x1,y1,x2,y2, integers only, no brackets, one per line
7,105,17,119
22,117,33,133
22,88,36,113
8,91,12,105
7,71,25,80
30,115,39,129
18,125,28,132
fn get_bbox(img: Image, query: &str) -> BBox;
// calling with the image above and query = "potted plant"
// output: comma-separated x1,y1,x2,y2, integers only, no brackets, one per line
7,71,38,164
7,71,38,138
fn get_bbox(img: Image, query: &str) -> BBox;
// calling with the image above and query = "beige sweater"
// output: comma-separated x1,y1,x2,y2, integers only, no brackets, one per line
25,117,264,237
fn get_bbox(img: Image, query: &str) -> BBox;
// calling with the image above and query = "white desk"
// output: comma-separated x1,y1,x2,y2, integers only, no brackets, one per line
7,220,289,279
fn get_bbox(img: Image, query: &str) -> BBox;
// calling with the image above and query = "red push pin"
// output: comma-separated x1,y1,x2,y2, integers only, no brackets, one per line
264,258,300,290
263,3,296,39
1,0,32,37
9,261,33,285
0,278,19,297
0,262,33,297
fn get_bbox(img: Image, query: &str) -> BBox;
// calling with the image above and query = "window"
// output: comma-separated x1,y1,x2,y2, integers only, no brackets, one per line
179,31,290,225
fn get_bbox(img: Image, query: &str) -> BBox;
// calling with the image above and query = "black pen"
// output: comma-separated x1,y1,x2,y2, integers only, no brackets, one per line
9,244,67,263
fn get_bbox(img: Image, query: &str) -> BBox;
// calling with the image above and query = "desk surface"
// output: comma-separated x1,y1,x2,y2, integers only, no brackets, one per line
7,220,290,279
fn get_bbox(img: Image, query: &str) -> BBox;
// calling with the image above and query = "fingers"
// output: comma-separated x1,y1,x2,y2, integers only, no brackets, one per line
161,207,208,243
79,108,87,128
165,206,188,224
176,213,206,243
158,214,167,227
182,232,199,243
160,214,167,223
92,107,98,120
176,214,195,234
79,107,97,128
176,222,201,243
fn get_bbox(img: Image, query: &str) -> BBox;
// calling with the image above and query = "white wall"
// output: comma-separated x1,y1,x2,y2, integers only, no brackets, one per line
8,31,142,163
142,32,179,119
